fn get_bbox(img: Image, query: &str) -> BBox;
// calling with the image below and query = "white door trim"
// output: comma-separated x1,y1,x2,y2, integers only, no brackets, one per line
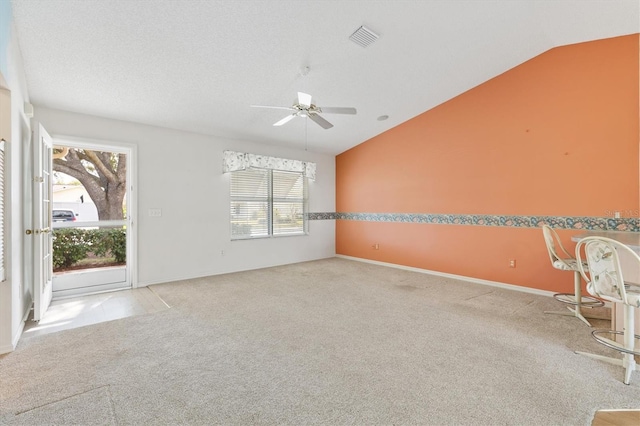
50,135,138,290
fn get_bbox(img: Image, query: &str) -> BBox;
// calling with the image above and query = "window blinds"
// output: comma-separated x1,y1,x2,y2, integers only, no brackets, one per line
230,169,307,239
230,168,270,238
272,170,305,236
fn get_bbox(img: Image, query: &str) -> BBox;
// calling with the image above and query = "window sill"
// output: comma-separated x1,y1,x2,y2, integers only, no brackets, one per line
231,232,308,241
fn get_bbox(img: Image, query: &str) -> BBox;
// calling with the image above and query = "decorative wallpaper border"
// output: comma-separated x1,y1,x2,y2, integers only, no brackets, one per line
307,212,337,220
307,212,639,232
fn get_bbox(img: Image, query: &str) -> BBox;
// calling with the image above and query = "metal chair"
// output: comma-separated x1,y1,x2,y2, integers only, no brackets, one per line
575,236,640,384
542,225,605,326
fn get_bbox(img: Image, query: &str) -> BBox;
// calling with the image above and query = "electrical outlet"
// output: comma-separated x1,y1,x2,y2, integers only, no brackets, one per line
509,259,516,268
221,250,225,256
373,243,380,250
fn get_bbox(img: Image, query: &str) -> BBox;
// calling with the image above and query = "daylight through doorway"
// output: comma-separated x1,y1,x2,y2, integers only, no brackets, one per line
51,143,132,298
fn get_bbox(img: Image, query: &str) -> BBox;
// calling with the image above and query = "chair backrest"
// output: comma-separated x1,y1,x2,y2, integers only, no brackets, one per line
542,225,573,268
575,236,640,305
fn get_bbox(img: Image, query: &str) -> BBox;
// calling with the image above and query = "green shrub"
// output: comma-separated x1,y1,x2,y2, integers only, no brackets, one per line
52,228,89,269
52,227,127,269
108,229,127,263
89,228,127,263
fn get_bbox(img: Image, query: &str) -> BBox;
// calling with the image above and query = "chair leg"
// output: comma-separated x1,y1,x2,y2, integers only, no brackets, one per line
544,271,608,326
573,270,584,318
576,305,638,385
623,353,635,385
574,308,595,327
543,307,607,326
623,306,637,385
570,271,610,324
575,350,623,367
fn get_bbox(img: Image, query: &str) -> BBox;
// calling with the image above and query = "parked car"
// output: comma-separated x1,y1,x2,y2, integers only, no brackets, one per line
52,209,78,222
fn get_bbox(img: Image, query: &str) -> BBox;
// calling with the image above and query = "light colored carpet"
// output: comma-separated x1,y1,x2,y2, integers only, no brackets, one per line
1,257,638,425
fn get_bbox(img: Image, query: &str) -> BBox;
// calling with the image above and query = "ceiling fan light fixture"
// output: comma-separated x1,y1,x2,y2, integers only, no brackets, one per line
297,92,313,108
349,25,379,48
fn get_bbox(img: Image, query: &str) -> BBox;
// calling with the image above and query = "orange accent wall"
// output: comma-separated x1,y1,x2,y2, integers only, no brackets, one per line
336,35,639,293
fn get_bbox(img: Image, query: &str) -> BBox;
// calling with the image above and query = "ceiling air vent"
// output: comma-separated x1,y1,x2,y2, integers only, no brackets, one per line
349,25,379,48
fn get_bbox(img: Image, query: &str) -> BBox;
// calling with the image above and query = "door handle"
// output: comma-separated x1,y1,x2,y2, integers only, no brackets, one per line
26,229,33,235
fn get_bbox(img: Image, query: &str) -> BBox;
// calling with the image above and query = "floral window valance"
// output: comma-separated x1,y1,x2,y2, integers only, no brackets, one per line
222,150,316,181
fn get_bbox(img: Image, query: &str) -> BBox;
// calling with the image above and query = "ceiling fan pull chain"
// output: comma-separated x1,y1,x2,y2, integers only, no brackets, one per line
305,117,308,151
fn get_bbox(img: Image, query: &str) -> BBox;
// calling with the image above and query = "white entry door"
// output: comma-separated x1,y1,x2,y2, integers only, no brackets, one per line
32,123,53,321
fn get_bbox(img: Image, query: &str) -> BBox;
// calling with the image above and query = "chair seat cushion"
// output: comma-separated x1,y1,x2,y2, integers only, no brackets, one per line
586,281,640,307
553,259,583,271
625,283,640,307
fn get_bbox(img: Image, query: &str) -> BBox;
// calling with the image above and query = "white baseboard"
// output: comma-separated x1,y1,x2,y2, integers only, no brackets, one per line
139,255,557,298
137,255,337,287
335,254,557,298
0,343,14,355
12,319,26,348
1,317,28,355
137,267,293,287
1,297,34,355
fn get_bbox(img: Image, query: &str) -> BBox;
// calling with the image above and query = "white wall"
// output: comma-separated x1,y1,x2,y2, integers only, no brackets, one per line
34,107,336,286
0,16,32,354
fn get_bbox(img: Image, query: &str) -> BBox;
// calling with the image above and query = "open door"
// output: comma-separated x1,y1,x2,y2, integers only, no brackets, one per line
32,123,53,321
50,141,133,298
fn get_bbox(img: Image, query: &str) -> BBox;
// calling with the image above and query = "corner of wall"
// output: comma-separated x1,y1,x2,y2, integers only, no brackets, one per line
0,3,32,353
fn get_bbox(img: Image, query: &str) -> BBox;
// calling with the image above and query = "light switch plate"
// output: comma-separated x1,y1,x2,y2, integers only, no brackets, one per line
148,208,162,217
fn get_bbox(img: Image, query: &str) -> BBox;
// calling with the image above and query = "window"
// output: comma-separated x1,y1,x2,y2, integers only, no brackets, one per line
230,168,307,239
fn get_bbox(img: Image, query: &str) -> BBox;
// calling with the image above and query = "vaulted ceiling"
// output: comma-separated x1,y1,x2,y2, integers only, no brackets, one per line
11,0,639,154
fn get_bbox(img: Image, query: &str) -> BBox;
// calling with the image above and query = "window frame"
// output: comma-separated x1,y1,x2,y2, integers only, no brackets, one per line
230,167,308,240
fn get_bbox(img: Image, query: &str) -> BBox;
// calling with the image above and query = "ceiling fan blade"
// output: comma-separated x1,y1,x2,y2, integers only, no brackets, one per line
273,114,296,127
318,107,357,115
308,112,333,129
251,105,295,111
297,92,312,108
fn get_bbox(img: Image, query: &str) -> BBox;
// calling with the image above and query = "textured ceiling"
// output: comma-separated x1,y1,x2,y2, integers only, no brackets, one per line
11,0,640,155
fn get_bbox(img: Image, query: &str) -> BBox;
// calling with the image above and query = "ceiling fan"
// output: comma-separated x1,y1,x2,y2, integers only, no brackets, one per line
251,92,357,129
